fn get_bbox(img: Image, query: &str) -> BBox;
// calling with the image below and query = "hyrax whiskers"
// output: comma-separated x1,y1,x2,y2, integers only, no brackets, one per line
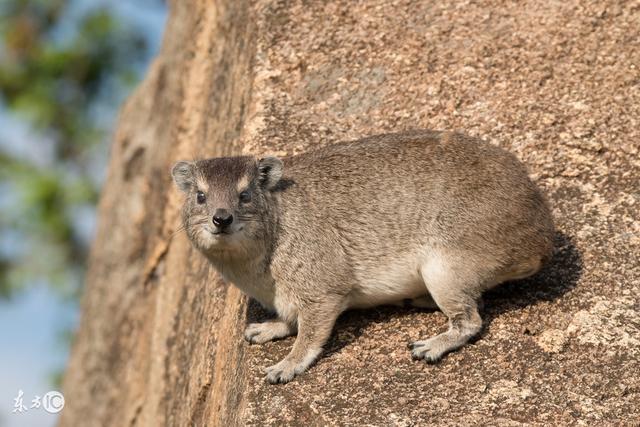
172,130,554,384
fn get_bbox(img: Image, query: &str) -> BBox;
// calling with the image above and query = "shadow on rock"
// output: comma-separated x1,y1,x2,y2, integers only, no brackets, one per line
245,231,582,355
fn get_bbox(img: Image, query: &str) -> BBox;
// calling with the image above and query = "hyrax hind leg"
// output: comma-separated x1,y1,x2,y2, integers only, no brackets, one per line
409,253,484,363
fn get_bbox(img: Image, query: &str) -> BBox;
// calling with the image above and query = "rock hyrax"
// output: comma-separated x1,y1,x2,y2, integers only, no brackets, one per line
172,130,554,383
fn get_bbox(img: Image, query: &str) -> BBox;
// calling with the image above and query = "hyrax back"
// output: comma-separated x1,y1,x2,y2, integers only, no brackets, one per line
172,130,554,383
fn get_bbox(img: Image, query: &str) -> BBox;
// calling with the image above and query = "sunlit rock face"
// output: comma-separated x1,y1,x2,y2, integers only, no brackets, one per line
61,1,640,426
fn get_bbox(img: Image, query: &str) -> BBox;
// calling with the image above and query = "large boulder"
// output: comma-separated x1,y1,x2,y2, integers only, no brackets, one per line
61,1,640,425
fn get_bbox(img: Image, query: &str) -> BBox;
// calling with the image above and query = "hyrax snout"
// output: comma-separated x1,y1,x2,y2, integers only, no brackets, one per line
172,130,555,384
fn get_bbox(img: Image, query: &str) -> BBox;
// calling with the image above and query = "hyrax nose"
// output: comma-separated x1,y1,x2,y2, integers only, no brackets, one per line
212,209,233,228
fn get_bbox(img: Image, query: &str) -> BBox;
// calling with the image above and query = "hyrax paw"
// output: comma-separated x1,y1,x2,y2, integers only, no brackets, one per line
244,323,276,344
408,339,445,364
264,359,299,384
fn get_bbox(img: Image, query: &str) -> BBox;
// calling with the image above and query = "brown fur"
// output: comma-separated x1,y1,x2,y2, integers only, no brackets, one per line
172,130,555,383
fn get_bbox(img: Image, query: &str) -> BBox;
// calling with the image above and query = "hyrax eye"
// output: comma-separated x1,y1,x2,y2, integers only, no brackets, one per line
239,190,251,203
196,191,206,204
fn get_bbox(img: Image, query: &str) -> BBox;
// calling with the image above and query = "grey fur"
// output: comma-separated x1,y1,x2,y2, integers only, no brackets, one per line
172,130,554,384
171,161,195,192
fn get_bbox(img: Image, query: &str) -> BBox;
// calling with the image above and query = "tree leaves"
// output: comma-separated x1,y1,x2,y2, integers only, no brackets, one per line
0,0,155,298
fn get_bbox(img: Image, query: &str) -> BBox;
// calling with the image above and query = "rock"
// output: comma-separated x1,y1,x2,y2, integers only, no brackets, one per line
60,0,640,425
536,329,568,353
567,298,640,349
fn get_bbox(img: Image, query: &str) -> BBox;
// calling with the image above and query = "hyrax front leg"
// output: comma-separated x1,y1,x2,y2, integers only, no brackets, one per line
409,256,483,362
244,319,296,344
264,300,341,384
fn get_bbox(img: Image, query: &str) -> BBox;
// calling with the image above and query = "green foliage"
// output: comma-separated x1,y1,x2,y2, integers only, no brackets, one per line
0,0,150,298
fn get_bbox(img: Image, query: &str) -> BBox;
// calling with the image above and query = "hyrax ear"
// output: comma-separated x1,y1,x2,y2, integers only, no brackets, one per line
171,161,195,193
257,156,283,190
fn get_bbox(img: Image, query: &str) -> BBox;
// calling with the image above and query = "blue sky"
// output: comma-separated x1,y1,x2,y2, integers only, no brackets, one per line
0,1,167,426
0,286,76,427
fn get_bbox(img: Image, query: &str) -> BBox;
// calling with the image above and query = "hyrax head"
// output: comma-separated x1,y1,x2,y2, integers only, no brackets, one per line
171,156,283,253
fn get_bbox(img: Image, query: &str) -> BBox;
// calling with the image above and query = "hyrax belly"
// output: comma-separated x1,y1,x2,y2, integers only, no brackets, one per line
347,254,428,309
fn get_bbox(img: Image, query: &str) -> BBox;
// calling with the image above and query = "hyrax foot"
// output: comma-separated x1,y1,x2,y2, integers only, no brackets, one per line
264,359,298,384
264,350,321,384
409,317,483,363
244,321,295,344
409,319,483,363
409,333,460,363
